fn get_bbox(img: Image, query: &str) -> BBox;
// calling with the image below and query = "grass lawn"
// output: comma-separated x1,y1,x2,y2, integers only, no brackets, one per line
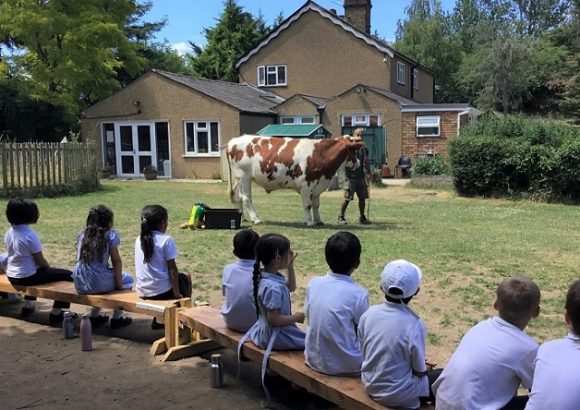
2,179,579,364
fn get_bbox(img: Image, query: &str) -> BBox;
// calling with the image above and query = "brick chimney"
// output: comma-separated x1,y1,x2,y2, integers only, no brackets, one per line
344,0,372,34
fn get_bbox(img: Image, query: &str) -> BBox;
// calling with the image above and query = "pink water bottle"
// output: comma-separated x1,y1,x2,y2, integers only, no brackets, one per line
80,314,93,351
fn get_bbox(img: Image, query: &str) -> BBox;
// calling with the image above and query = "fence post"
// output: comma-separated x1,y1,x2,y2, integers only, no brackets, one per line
1,143,7,197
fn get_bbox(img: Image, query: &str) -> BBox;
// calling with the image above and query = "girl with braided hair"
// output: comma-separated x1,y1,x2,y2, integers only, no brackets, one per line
248,233,305,350
73,205,133,329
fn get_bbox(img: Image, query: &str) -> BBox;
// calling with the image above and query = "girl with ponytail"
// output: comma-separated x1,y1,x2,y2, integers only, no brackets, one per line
248,233,305,350
73,205,133,329
135,205,191,329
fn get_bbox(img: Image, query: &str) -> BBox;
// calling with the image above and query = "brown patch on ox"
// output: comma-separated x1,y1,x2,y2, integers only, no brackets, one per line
229,145,244,162
286,163,303,179
245,143,255,158
305,138,360,182
257,137,299,181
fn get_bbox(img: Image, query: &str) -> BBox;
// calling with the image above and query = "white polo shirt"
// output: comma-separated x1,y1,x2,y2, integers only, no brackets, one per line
4,225,42,278
220,259,257,332
135,231,178,297
358,301,429,409
525,332,580,410
305,272,369,375
433,316,538,410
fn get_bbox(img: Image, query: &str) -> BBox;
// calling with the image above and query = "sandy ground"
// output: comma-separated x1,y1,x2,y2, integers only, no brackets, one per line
0,299,336,410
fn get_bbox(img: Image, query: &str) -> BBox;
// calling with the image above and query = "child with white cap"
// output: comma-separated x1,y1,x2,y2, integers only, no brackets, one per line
358,259,439,409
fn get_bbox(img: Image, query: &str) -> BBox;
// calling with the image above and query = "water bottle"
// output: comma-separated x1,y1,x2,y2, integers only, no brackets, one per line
63,311,74,339
80,314,92,351
210,353,223,388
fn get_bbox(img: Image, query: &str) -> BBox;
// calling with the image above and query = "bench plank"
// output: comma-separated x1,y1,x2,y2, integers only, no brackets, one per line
179,305,387,410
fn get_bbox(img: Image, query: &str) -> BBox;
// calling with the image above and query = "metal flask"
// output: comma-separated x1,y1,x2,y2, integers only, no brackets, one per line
63,311,75,339
210,353,224,388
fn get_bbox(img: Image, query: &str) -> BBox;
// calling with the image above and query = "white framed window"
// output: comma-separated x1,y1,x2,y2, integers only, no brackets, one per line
184,120,220,156
397,62,406,85
413,68,419,90
416,116,440,137
341,114,380,127
279,116,316,124
257,65,287,86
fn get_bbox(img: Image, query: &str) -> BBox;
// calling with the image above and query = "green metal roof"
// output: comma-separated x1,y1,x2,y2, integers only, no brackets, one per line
257,124,329,138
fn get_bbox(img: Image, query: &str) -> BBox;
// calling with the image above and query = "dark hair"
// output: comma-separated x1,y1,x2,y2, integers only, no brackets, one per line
140,205,168,263
566,280,580,335
252,233,290,318
6,198,39,225
233,229,259,260
325,231,361,275
79,205,113,264
496,276,541,324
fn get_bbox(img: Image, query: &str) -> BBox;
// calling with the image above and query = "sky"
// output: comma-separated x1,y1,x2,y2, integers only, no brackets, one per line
146,0,456,55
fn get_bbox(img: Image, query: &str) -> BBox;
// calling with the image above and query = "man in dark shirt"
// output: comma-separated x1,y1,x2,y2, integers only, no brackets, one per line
338,128,371,225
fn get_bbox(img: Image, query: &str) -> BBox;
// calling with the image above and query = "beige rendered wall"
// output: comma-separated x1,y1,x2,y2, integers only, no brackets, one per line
389,57,434,103
81,72,241,179
238,11,390,99
274,97,320,120
401,111,460,159
323,88,403,172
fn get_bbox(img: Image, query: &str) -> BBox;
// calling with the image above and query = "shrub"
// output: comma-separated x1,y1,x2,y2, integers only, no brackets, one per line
411,156,450,176
450,115,580,202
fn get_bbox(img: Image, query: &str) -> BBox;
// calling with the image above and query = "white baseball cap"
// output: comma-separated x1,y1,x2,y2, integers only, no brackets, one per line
380,259,423,299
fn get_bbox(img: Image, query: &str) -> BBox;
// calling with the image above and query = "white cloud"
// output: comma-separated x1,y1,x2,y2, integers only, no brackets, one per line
170,42,192,56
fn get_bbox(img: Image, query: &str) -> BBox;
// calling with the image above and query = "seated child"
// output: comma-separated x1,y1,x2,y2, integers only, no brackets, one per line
0,252,19,302
358,259,438,409
525,279,580,410
135,205,192,329
4,198,74,324
245,233,305,350
73,205,133,329
433,276,541,410
304,231,369,375
221,229,259,332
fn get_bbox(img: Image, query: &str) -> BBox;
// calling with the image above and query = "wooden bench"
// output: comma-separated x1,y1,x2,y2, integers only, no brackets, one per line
179,305,435,410
0,274,220,361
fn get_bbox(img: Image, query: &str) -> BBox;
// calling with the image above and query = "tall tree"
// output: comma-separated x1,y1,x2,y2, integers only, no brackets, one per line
188,0,269,82
395,0,462,102
0,0,150,115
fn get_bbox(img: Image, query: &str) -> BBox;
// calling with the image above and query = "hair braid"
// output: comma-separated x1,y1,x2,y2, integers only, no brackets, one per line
252,260,261,318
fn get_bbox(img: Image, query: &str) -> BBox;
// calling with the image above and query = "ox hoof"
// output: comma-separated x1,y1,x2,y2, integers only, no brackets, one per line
253,220,262,225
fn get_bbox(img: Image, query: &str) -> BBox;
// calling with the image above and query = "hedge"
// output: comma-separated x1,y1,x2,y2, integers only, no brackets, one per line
449,115,580,202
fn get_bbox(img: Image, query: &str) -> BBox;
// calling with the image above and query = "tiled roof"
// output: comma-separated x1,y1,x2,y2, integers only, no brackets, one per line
153,69,284,114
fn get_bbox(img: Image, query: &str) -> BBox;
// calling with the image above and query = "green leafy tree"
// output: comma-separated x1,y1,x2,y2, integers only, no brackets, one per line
0,0,149,116
395,0,463,102
188,0,270,82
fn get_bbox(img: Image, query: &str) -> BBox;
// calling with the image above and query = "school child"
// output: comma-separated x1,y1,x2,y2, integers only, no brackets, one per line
4,197,75,324
72,205,133,329
525,280,580,410
358,259,439,409
433,276,541,410
135,205,191,329
0,252,20,302
220,229,259,332
304,231,369,375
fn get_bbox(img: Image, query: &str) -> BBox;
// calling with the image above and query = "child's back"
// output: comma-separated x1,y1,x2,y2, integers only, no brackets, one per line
525,280,580,410
433,276,541,410
221,230,259,332
305,231,368,375
358,260,430,409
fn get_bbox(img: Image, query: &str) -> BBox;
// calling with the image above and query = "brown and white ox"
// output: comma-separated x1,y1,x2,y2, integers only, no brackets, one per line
227,135,363,226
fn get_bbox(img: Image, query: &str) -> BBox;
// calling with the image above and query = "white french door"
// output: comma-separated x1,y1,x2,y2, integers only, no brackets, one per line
114,123,156,177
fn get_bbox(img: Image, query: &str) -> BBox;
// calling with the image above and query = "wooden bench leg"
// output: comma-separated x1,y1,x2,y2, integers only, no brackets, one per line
150,305,221,361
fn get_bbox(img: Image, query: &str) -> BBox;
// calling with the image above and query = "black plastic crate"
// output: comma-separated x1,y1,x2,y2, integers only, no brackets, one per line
204,209,242,229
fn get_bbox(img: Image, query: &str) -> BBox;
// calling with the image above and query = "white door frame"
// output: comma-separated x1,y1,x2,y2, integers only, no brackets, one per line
114,122,157,177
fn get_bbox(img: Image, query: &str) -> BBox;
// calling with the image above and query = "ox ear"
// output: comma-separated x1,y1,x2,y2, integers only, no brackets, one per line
347,141,365,150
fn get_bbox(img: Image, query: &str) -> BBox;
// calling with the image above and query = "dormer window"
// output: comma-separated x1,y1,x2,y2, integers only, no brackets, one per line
413,68,419,90
258,65,287,87
397,62,406,85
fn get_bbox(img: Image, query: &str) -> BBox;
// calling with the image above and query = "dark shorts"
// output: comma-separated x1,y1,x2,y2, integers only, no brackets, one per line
343,178,369,201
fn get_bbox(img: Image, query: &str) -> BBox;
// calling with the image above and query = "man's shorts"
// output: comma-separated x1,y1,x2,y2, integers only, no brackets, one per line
343,178,369,201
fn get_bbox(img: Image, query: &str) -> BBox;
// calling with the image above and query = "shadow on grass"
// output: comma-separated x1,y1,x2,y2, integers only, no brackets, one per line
262,220,411,231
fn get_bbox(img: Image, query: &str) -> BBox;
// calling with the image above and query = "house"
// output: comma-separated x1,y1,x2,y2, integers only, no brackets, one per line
81,0,479,179
80,69,282,179
237,0,480,172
